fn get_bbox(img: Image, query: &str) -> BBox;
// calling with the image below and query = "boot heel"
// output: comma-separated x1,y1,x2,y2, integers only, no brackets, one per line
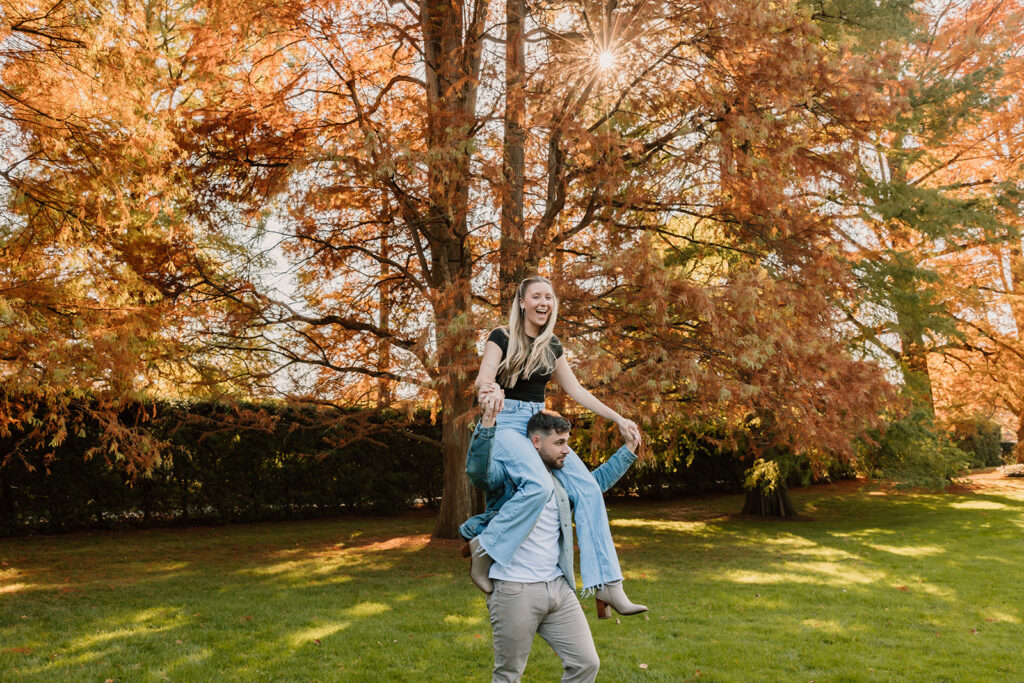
594,580,648,618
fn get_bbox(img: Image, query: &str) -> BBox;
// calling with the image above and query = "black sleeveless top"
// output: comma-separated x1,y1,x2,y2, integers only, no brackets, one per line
487,328,564,403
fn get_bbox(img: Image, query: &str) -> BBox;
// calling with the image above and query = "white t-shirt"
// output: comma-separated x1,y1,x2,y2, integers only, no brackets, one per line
488,491,563,583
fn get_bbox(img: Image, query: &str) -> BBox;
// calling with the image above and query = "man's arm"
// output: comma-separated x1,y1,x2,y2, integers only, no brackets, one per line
590,431,642,492
465,392,505,492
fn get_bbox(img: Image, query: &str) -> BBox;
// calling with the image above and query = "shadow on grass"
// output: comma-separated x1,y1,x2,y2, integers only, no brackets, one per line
1,513,490,680
3,476,1023,681
598,476,1024,680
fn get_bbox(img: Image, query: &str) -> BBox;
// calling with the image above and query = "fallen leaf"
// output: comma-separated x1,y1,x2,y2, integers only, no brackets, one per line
896,586,908,591
3,648,33,655
314,639,321,647
175,639,183,644
639,663,648,669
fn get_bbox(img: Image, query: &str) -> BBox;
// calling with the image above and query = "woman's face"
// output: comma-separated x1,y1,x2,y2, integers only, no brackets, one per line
520,281,555,333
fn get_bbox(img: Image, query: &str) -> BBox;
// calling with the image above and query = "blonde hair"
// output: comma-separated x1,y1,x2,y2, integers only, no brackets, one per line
497,276,560,388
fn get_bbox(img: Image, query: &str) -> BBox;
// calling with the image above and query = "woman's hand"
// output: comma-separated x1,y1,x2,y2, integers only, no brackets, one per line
478,381,502,395
617,418,642,453
478,383,505,414
480,392,502,427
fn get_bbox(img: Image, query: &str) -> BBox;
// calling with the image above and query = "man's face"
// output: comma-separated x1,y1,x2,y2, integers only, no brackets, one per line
531,430,571,469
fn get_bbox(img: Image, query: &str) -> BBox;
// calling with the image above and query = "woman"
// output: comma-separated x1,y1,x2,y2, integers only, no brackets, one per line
470,275,646,618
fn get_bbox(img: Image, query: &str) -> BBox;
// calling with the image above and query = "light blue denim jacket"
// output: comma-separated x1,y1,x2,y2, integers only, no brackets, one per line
459,421,637,590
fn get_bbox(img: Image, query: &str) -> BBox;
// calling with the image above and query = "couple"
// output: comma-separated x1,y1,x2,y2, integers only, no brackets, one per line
460,275,647,682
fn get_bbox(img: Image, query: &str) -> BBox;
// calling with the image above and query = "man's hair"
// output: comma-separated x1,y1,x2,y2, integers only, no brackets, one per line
527,409,571,437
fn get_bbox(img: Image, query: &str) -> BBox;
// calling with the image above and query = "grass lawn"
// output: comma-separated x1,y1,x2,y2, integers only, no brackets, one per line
2,471,1023,682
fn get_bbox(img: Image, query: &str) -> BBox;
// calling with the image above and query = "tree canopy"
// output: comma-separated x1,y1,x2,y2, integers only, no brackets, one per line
2,0,1023,531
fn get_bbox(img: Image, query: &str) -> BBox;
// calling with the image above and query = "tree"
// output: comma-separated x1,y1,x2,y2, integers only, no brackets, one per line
0,0,290,469
2,0,911,529
838,0,1024,418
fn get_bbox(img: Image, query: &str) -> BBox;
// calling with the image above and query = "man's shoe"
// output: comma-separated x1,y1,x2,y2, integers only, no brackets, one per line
594,580,647,619
468,537,494,594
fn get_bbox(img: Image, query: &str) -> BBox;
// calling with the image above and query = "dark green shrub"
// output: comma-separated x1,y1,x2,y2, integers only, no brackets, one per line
569,416,748,498
858,408,969,489
949,416,1004,468
0,398,443,535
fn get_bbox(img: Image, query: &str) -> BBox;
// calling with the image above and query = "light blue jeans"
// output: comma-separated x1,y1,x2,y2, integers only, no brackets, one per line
475,399,623,591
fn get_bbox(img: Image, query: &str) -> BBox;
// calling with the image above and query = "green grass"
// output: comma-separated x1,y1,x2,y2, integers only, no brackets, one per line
2,472,1023,682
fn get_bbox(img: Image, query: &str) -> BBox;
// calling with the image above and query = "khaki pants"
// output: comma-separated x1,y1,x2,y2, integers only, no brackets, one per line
487,578,600,683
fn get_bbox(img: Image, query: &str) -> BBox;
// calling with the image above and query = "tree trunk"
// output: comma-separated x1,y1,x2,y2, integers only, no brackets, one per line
1015,417,1024,464
498,0,528,311
741,483,797,517
431,280,480,538
420,0,487,538
433,380,477,538
886,153,936,417
377,229,393,407
1009,245,1024,464
899,335,935,417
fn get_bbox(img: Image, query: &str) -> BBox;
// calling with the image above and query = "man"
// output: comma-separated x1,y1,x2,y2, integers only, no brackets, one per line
460,401,641,683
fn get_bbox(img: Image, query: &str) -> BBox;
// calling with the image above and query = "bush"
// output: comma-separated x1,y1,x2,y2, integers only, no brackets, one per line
569,416,748,498
949,416,1004,468
0,399,443,535
859,408,969,490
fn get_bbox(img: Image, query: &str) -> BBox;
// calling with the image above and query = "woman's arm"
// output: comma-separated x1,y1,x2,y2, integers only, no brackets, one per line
474,340,504,393
552,355,641,442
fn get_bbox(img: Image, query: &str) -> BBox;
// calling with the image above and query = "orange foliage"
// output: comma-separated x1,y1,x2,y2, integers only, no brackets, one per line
4,0,1020,529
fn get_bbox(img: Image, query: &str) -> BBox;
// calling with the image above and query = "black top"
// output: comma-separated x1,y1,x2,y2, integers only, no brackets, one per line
487,328,564,403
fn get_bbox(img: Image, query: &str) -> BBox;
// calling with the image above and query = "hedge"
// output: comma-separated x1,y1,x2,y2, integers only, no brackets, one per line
1,398,853,536
0,400,442,535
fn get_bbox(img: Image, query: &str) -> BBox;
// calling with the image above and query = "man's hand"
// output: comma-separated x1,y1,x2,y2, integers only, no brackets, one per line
624,426,642,457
